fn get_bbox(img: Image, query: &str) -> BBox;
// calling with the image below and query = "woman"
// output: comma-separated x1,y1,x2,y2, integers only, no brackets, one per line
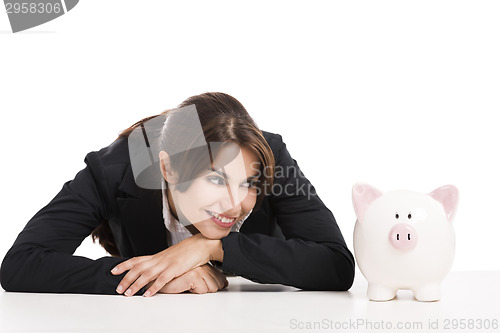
0,92,355,297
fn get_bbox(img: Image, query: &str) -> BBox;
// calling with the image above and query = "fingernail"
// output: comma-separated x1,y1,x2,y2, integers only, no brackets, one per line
125,289,132,296
144,290,151,297
111,267,118,273
116,285,123,293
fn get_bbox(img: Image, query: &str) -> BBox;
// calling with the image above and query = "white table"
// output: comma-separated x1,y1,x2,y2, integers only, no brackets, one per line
1,271,499,332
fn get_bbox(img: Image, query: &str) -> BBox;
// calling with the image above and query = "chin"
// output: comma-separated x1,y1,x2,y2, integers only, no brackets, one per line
199,228,231,240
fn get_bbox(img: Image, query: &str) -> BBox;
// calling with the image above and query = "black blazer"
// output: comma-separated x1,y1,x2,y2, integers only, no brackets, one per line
0,131,355,295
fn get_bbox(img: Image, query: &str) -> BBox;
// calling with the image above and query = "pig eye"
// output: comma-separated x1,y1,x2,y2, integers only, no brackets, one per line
395,213,399,219
408,213,412,219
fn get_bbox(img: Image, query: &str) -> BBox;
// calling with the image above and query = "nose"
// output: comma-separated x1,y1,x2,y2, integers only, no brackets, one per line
389,223,418,251
220,184,246,216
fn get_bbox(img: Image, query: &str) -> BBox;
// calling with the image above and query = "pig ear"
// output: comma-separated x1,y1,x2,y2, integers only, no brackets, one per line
429,185,459,223
352,183,383,223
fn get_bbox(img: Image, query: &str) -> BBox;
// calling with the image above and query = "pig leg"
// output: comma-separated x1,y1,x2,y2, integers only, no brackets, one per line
367,284,397,301
413,284,441,302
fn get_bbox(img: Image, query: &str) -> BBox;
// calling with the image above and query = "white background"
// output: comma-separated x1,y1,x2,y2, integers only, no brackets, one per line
0,1,499,272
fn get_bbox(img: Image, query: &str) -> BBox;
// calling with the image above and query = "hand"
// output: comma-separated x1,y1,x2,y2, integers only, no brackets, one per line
155,264,229,294
111,233,223,297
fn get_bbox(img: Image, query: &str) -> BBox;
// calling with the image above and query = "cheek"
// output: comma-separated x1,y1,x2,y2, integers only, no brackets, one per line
181,181,219,207
241,189,257,211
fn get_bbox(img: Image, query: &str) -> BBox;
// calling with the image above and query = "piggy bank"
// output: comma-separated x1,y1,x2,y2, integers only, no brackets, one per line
352,183,459,302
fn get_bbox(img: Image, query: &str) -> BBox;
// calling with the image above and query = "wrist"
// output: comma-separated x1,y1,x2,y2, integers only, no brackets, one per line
208,238,224,262
193,233,224,263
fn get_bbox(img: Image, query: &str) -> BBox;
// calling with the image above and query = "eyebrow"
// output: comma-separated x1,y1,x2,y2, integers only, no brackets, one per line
208,168,260,181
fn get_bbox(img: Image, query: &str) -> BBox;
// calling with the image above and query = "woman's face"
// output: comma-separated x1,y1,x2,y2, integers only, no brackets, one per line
160,145,260,240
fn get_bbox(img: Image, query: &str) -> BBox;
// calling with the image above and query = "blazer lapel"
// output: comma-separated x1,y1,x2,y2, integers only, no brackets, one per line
116,166,168,256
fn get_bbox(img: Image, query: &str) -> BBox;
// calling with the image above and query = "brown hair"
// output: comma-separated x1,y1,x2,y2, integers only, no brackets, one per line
91,92,275,256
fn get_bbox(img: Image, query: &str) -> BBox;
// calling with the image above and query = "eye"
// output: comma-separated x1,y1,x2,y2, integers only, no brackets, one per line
242,179,260,188
395,213,399,219
207,176,225,186
408,213,412,219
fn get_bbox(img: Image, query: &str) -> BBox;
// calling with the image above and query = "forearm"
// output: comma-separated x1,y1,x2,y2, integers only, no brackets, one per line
0,245,146,295
220,232,355,291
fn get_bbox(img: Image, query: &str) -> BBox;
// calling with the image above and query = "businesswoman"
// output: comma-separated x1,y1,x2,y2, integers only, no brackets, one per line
0,92,355,297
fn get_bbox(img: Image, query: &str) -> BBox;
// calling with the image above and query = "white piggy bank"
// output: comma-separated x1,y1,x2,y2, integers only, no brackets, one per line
352,183,459,302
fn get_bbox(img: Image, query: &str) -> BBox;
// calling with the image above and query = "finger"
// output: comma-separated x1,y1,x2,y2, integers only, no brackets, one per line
201,273,219,293
145,269,182,296
161,273,195,294
211,271,228,289
111,258,138,275
116,270,141,294
111,256,150,275
116,262,154,294
204,266,225,291
124,274,153,297
190,276,209,294
144,279,167,297
205,265,228,290
215,272,228,289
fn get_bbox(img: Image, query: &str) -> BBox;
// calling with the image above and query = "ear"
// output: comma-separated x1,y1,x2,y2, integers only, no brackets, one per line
158,151,178,184
352,183,383,223
429,185,459,223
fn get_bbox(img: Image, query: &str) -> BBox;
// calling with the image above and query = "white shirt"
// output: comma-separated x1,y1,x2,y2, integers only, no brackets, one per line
161,180,252,247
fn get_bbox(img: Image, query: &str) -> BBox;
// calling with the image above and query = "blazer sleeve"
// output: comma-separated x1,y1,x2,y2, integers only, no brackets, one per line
219,135,355,291
0,151,146,296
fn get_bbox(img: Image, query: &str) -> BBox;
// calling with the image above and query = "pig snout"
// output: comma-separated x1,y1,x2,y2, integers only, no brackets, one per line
389,223,418,251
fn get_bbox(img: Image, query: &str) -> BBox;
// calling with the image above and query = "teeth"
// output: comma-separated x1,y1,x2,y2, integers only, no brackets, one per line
209,211,235,223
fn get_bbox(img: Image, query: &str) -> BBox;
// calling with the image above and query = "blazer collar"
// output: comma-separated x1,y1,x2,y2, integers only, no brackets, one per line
118,165,152,198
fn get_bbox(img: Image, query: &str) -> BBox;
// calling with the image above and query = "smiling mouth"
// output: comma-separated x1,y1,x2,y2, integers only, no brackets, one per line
205,210,238,224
